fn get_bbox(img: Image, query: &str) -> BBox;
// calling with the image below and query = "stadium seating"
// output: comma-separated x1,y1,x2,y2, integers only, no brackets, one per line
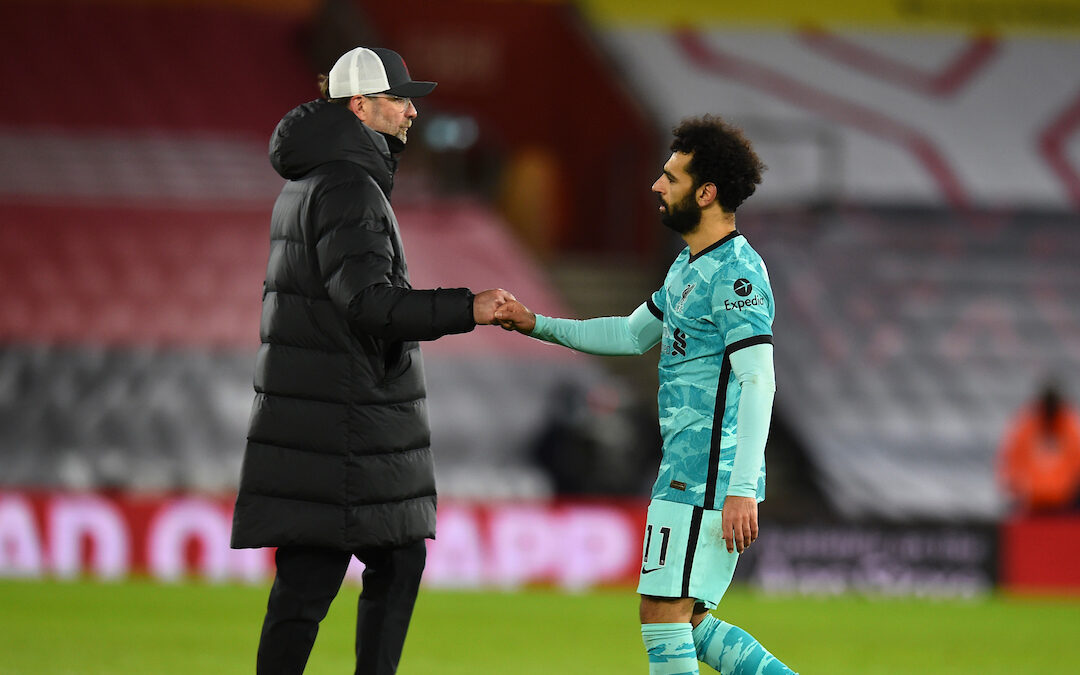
0,197,623,495
0,2,636,498
0,3,312,135
5,1,1077,525
745,208,1080,520
0,205,265,347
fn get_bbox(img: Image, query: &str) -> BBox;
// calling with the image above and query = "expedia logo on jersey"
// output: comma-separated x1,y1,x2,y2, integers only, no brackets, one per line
724,278,763,311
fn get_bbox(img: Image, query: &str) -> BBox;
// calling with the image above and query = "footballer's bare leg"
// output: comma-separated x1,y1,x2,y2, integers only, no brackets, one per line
640,595,695,624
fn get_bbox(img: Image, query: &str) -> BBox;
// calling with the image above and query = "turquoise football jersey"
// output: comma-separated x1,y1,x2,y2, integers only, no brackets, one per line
647,231,774,510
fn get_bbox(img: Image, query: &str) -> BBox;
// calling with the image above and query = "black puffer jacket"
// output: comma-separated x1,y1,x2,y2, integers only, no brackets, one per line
231,100,476,551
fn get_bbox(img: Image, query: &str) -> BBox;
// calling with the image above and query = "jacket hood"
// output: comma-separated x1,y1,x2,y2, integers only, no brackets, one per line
269,99,402,195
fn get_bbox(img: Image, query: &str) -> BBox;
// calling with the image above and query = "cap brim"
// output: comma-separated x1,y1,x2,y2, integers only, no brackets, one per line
384,80,437,98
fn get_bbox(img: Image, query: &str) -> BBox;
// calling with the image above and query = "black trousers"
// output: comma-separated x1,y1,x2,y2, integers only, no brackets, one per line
256,540,427,675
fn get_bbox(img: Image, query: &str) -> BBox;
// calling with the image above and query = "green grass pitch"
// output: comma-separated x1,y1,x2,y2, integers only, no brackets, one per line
1,579,1078,673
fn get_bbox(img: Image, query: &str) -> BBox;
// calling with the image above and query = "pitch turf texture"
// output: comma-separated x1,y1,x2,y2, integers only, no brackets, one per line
1,580,1077,674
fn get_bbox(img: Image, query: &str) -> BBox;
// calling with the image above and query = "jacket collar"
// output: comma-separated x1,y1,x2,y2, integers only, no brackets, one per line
269,99,401,197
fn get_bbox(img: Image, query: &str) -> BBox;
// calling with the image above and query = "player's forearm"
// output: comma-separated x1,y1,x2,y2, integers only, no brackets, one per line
728,343,776,498
530,303,661,355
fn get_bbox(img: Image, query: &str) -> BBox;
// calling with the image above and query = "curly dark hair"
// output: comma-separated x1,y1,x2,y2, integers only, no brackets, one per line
670,115,766,212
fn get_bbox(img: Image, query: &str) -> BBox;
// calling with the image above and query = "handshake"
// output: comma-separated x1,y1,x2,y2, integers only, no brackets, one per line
473,289,535,334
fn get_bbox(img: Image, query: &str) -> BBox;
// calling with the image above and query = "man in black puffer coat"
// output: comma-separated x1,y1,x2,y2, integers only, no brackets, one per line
231,47,513,675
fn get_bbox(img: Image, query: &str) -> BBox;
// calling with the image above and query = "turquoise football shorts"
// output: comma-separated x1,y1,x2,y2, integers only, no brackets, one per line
636,499,739,610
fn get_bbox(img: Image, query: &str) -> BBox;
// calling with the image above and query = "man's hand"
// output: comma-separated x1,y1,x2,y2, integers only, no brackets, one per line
721,495,758,554
473,289,516,325
493,300,536,334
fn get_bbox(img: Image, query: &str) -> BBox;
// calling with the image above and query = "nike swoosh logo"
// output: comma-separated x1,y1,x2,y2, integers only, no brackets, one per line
641,566,663,574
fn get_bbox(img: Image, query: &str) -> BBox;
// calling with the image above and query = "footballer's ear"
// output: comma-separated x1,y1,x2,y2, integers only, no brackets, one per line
696,182,718,207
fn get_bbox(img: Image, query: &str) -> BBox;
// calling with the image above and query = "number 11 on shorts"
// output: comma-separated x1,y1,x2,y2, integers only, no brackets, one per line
642,524,671,571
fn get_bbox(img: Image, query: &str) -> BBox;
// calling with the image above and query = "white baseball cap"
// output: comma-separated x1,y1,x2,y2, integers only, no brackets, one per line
328,47,437,99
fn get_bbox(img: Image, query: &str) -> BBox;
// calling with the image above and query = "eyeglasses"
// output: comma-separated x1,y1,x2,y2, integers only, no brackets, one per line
364,94,412,110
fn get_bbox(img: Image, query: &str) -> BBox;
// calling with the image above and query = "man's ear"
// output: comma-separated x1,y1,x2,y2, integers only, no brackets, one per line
697,182,718,208
347,95,367,121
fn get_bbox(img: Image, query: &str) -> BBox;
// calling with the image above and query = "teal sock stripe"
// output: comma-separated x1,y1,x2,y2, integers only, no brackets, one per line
691,614,797,675
641,623,699,675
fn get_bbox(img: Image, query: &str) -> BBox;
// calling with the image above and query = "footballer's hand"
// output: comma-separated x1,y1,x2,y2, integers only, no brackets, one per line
721,495,758,554
493,300,536,334
474,289,516,325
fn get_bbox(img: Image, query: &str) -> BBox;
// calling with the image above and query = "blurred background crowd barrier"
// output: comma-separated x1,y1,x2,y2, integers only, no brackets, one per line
1,0,1079,595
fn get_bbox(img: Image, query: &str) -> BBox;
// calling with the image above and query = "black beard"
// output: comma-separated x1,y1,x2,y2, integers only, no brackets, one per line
659,192,702,234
